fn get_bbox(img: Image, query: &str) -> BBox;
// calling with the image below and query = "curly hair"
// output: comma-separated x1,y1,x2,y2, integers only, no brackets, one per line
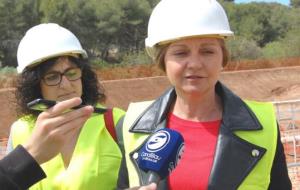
15,56,106,118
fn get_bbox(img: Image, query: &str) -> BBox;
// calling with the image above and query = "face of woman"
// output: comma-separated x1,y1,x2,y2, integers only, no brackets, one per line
164,37,223,97
40,57,83,101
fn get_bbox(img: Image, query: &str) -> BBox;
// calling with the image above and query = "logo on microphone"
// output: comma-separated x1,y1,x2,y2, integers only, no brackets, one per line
168,142,185,172
146,130,170,152
176,142,184,165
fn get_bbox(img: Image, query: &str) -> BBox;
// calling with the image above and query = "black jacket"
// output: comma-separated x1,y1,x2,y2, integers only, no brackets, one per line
117,82,291,190
0,145,46,190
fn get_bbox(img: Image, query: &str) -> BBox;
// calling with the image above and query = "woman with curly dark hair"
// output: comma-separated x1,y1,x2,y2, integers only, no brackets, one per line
15,55,105,117
6,23,125,190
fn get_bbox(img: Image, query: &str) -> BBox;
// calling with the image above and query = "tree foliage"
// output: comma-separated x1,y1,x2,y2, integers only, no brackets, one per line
0,0,299,67
227,36,262,60
291,0,300,8
224,2,290,46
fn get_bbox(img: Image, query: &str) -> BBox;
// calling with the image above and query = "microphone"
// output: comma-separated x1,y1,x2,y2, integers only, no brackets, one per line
136,128,185,185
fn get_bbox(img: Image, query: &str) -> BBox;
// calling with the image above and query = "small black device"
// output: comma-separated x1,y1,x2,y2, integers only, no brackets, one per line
27,98,107,114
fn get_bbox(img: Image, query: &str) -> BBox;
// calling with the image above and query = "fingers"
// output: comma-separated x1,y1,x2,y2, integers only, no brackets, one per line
53,113,91,136
42,97,83,118
35,98,94,139
37,97,93,126
25,98,95,164
40,104,93,129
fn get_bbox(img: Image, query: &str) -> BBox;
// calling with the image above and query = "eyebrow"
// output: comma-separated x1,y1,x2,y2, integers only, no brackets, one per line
170,42,218,49
45,66,78,74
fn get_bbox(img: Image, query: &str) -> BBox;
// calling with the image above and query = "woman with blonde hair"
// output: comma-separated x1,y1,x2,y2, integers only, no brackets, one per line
117,0,291,189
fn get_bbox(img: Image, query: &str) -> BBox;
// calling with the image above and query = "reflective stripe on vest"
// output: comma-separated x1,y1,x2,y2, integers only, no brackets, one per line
123,100,277,189
11,107,125,190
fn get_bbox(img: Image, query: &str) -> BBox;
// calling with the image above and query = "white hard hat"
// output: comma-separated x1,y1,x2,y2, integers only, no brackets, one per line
17,23,87,73
145,0,234,58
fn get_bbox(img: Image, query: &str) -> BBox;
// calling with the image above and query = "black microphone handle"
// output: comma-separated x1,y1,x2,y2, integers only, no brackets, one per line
146,171,161,185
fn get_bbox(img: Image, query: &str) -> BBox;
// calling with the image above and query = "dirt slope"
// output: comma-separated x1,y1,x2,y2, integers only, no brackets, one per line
220,66,300,101
1,66,300,138
104,66,300,109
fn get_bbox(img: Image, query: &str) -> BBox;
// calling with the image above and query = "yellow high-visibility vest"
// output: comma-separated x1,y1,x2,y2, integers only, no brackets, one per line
11,107,125,190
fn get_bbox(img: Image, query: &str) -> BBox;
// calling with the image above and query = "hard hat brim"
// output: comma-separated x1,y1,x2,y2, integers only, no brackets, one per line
17,50,87,73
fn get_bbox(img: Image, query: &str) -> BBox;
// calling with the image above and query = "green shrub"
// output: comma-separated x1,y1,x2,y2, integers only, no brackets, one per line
0,66,17,75
262,41,286,59
90,59,114,69
227,36,262,60
262,28,300,59
283,28,300,57
121,50,152,65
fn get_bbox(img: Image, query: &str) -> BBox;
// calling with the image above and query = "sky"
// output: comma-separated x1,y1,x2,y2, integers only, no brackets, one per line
235,0,290,6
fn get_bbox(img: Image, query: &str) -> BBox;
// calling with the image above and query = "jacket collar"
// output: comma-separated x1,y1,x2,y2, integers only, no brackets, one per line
129,81,262,133
129,86,176,133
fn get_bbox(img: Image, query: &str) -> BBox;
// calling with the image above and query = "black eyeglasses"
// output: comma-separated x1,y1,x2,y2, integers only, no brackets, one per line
42,67,82,86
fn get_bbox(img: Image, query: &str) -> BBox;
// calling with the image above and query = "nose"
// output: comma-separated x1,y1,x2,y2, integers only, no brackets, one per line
59,75,73,88
187,52,203,69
